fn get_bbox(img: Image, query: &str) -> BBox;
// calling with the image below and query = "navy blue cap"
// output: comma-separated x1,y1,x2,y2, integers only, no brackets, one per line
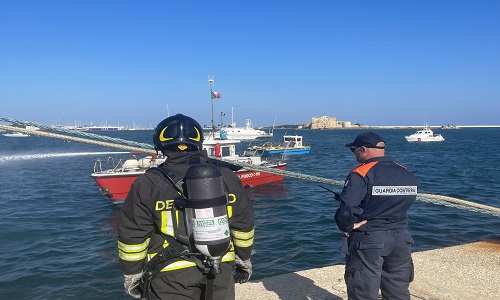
345,132,385,148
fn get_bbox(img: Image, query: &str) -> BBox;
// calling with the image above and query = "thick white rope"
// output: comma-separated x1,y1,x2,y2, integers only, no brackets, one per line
1,122,499,217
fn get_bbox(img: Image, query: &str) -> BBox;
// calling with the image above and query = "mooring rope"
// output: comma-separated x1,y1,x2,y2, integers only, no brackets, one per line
0,116,154,150
0,123,155,154
1,118,499,217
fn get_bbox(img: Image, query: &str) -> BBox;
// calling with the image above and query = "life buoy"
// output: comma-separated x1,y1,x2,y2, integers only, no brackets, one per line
297,142,301,146
214,143,222,157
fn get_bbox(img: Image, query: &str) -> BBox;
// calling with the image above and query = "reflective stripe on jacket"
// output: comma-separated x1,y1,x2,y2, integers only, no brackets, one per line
118,150,255,275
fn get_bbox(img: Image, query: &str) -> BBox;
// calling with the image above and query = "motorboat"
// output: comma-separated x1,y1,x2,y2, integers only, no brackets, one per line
2,125,39,137
2,132,30,137
213,119,272,140
405,125,445,142
208,107,273,140
91,78,285,204
91,139,287,204
246,135,311,157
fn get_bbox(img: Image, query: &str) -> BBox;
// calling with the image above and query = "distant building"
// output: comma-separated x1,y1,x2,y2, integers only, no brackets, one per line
311,116,340,129
311,116,365,129
342,121,352,128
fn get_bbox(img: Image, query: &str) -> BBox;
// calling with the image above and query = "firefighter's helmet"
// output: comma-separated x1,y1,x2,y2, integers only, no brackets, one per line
153,114,204,152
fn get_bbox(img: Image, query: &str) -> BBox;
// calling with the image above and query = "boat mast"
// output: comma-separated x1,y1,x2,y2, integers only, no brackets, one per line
209,76,215,138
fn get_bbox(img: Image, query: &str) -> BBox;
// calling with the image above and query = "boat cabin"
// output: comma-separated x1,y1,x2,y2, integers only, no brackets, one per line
283,135,303,147
204,140,238,159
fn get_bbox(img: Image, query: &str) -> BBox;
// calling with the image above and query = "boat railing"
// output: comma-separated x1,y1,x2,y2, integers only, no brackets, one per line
112,158,126,172
93,157,120,173
93,158,103,173
93,155,143,174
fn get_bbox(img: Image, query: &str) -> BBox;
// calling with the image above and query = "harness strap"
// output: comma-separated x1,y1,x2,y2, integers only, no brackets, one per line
147,167,184,194
143,166,226,300
141,234,195,300
202,273,216,300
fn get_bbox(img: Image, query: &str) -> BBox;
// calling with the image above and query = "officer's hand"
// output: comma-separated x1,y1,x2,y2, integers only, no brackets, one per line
124,272,143,299
353,220,368,230
234,255,252,284
344,220,368,237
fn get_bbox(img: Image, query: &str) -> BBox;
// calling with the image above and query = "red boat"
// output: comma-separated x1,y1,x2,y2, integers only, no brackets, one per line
91,139,286,204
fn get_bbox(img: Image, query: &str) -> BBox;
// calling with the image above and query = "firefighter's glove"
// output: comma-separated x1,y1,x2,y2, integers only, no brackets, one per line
123,272,143,299
234,255,252,284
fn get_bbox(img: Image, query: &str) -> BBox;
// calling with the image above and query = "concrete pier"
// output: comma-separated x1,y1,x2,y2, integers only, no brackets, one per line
235,238,500,299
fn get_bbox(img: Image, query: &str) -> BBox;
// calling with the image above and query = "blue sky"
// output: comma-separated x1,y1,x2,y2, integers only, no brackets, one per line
1,1,499,128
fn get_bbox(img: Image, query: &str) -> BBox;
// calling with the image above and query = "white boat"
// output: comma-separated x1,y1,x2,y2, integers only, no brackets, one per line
405,125,445,142
2,132,30,137
1,125,37,137
214,119,273,140
207,107,273,140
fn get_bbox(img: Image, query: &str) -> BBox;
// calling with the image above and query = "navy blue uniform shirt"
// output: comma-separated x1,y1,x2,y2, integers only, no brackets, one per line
335,156,418,232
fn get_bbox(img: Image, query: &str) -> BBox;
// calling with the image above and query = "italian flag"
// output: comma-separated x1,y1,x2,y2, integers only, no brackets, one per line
211,91,222,99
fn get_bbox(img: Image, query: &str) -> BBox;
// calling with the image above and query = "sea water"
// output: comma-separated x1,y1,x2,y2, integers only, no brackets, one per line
0,128,499,299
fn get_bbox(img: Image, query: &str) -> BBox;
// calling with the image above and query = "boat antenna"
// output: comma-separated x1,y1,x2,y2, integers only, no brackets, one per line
231,107,234,127
272,115,277,134
220,112,225,127
209,75,215,138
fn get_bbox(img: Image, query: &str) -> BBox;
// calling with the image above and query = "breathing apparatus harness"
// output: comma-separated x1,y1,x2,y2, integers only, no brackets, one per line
140,163,232,300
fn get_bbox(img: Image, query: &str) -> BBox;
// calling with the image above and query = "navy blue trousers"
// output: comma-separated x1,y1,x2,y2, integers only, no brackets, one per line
344,229,414,300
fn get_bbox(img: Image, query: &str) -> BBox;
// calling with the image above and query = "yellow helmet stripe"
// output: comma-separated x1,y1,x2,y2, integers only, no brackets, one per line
189,127,201,142
159,126,173,142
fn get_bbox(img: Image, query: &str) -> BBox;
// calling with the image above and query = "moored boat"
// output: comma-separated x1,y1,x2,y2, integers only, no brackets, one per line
91,139,286,203
246,135,311,157
91,77,286,203
2,131,30,137
214,118,273,140
207,107,273,140
405,125,445,142
1,125,39,137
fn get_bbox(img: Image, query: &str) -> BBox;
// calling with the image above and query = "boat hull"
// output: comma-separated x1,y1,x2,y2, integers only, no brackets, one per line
2,132,30,137
236,164,286,187
92,164,287,204
91,172,143,203
405,125,445,142
260,147,311,157
405,136,445,142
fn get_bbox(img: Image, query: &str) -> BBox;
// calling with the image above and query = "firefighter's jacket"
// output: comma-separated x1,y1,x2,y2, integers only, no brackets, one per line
335,156,418,232
118,150,255,275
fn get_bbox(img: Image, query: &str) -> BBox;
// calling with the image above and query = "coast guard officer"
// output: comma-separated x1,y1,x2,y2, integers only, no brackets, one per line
335,132,418,300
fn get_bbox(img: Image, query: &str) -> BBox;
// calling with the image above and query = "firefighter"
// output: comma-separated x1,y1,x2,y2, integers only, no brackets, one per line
335,132,417,300
118,114,254,300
